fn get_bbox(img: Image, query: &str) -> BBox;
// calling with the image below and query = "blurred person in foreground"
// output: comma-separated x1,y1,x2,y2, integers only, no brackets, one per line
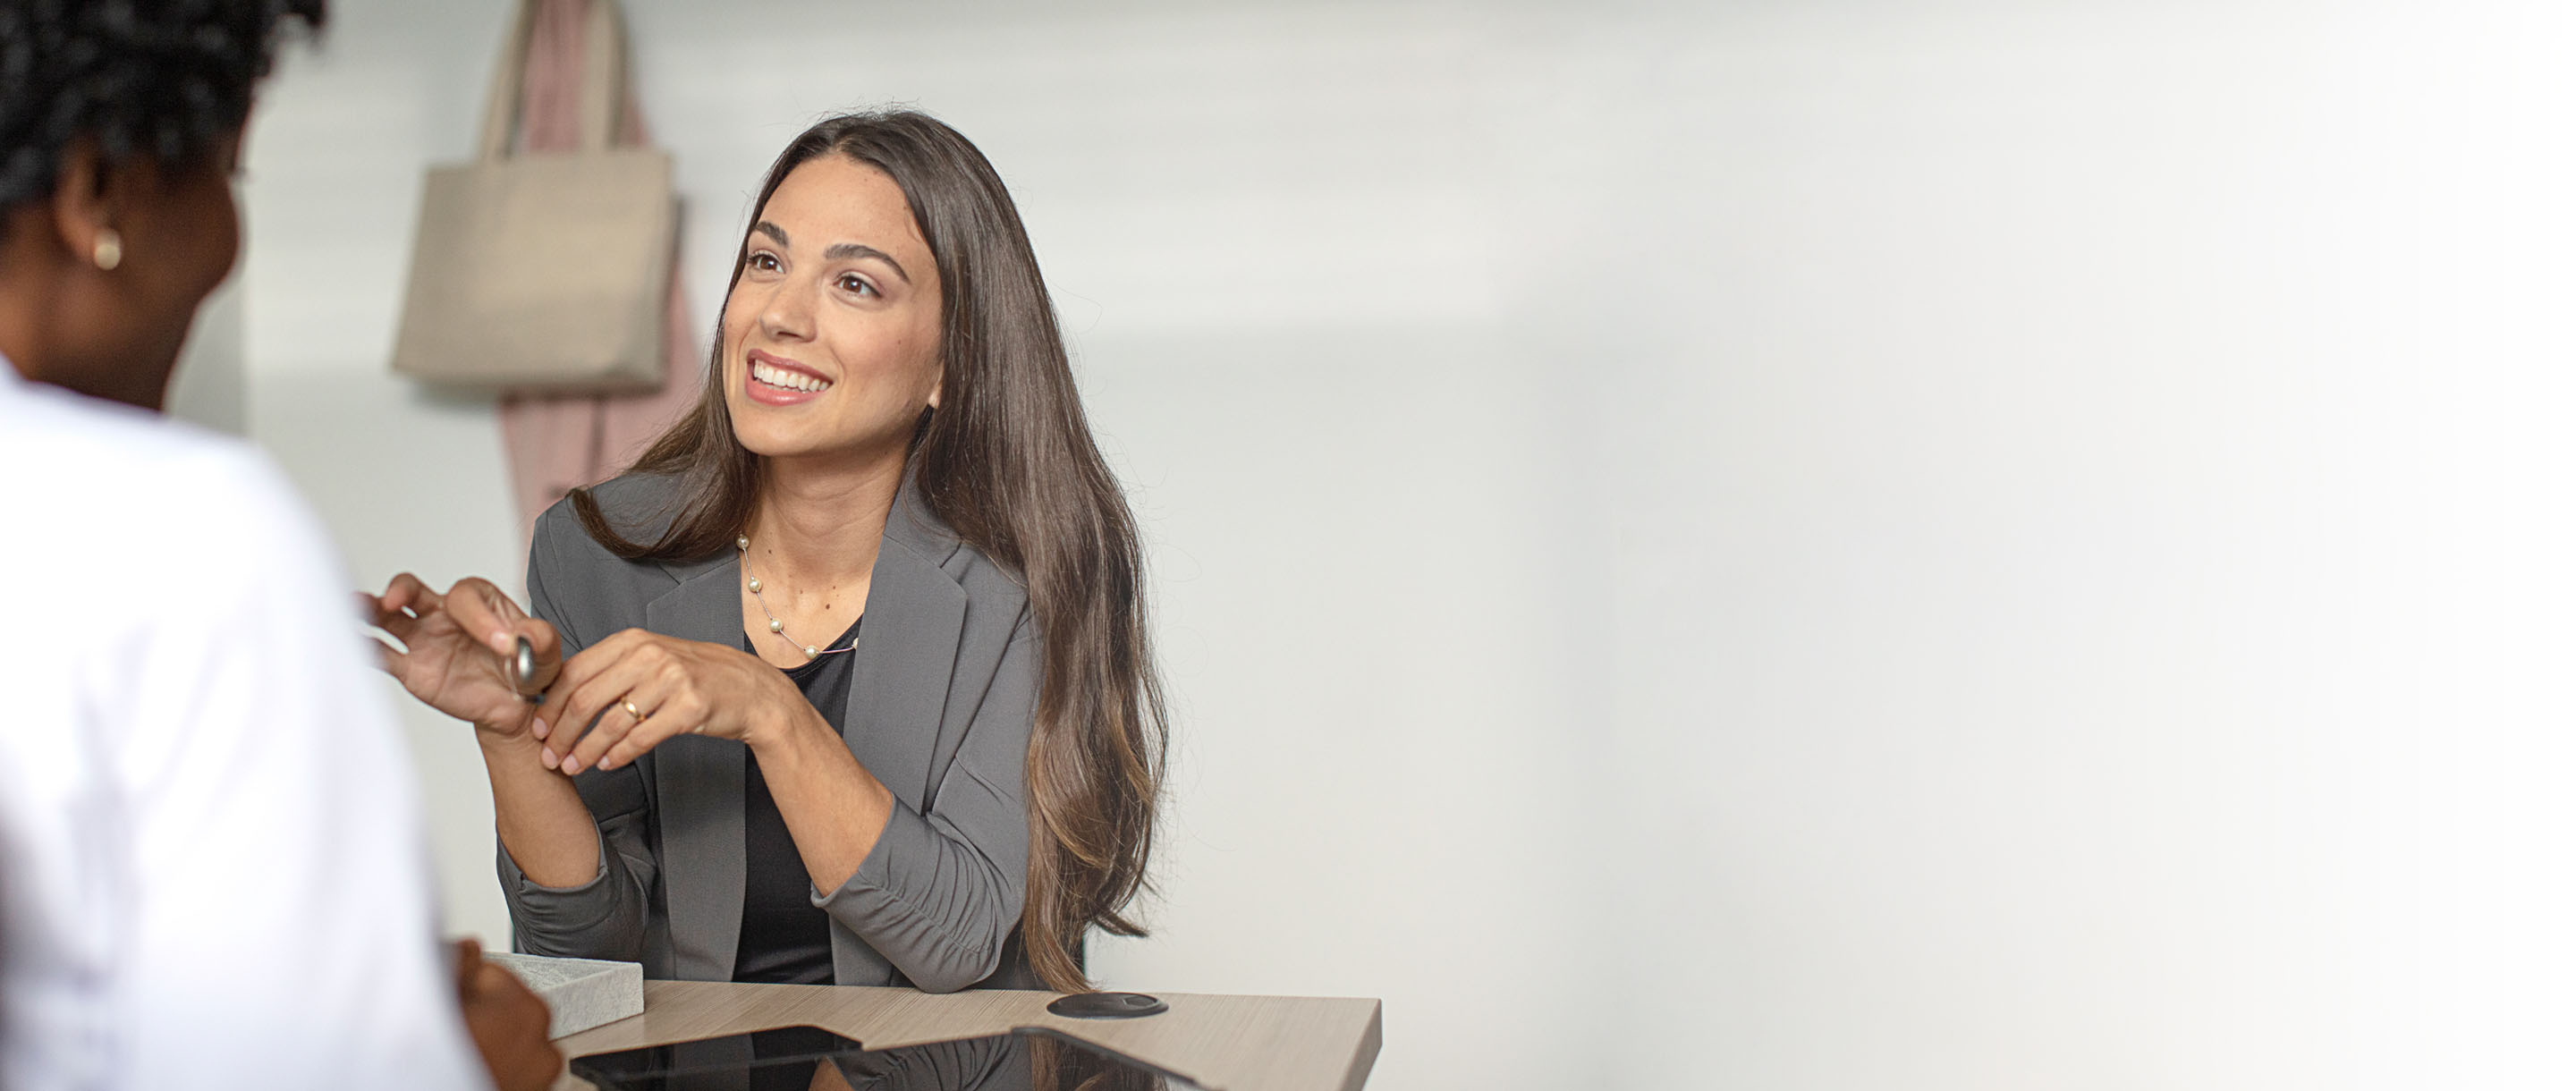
0,1,554,1087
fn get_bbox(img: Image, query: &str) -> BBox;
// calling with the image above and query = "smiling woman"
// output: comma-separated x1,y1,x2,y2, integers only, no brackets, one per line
723,157,945,453
369,110,1165,994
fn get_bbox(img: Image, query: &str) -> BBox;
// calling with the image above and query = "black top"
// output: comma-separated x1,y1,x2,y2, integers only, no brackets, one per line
507,471,1046,991
732,615,864,985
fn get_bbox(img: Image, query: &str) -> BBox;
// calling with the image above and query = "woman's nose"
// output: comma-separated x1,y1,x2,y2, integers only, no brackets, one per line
758,286,814,341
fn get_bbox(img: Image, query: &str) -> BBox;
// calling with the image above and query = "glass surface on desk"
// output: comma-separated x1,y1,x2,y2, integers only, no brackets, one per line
571,1024,1207,1091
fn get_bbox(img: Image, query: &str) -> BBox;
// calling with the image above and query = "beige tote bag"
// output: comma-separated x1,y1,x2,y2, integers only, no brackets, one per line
391,0,672,391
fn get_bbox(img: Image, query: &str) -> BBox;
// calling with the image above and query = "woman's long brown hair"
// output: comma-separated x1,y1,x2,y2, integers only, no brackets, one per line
567,110,1165,992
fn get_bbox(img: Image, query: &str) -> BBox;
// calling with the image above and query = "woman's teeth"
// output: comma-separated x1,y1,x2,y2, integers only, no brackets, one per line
752,361,830,393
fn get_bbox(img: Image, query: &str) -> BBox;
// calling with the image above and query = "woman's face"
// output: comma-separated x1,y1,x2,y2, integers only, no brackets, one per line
720,155,945,464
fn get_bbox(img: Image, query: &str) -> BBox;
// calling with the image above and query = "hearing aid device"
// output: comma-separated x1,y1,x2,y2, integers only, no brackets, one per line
512,635,543,702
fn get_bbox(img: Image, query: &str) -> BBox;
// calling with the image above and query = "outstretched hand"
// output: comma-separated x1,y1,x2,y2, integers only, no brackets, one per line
364,573,564,740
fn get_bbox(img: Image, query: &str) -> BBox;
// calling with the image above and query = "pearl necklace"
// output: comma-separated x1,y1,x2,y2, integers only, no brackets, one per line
738,535,860,662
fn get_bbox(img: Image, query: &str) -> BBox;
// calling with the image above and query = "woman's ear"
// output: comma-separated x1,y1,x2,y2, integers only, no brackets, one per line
928,373,943,411
47,138,118,273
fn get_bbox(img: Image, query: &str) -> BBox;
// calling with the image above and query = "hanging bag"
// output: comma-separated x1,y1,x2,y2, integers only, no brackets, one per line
390,0,673,391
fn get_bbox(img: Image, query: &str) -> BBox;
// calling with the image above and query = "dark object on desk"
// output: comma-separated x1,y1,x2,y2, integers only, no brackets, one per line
1046,992,1167,1019
568,1025,1203,1090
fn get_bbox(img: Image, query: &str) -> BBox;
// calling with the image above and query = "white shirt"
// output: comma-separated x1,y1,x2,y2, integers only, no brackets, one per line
0,364,488,1090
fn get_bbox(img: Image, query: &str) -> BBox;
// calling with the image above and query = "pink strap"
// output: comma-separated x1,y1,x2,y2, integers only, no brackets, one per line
495,0,700,539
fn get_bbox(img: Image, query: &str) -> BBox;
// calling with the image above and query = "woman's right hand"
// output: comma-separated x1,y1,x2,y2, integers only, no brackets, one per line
364,573,563,740
452,937,563,1091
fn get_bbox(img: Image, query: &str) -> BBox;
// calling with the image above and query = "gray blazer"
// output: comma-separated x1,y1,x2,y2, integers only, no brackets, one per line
498,471,1045,992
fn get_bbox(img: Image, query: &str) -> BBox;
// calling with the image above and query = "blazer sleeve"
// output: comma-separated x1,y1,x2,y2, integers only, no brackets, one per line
815,608,1038,993
496,505,658,961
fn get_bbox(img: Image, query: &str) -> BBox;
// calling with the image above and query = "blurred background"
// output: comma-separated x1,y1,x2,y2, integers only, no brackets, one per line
179,1,2570,1087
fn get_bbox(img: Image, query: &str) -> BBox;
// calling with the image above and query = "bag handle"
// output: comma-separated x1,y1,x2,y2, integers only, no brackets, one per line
475,0,629,161
579,0,627,153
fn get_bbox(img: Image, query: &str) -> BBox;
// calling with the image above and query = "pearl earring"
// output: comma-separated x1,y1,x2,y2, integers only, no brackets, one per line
91,229,123,272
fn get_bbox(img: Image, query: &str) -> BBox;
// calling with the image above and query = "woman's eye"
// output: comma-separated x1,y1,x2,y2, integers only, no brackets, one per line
838,274,876,297
748,252,780,272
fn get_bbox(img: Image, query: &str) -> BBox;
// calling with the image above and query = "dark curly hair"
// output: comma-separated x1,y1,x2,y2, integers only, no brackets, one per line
0,0,325,210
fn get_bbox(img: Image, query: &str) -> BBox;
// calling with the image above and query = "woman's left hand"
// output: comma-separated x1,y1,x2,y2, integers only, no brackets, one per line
536,628,805,774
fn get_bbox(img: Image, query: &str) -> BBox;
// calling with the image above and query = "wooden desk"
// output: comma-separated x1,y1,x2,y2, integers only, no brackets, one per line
548,982,1381,1091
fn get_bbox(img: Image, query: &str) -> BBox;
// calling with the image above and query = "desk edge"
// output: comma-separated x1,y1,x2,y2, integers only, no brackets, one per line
1335,1001,1383,1091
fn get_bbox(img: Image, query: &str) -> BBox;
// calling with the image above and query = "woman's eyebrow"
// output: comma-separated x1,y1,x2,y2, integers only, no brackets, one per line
750,221,911,283
824,242,910,283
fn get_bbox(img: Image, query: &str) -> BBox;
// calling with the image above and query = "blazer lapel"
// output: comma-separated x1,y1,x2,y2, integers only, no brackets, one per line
644,554,747,982
847,499,968,812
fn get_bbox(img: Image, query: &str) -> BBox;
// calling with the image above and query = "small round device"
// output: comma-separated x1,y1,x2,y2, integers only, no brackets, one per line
1046,992,1167,1019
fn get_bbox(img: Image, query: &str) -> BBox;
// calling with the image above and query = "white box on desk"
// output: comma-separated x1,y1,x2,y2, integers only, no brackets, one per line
484,951,645,1038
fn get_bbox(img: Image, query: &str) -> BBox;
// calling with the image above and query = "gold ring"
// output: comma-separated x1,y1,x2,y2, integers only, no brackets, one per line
623,699,644,722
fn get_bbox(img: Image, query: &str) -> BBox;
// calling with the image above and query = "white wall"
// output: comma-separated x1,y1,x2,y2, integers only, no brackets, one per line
166,276,245,435
240,0,529,963
242,2,2570,1087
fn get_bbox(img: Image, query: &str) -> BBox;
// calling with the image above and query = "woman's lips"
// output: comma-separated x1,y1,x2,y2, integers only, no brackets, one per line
745,351,832,407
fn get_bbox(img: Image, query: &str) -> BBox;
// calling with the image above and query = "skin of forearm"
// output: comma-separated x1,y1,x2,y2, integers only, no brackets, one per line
483,732,606,889
750,700,895,896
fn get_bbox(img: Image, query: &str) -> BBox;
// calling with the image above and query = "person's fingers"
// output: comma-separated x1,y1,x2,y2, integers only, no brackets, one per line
576,665,690,774
382,572,444,618
370,601,422,643
534,630,634,715
442,577,528,656
458,952,562,1091
596,688,703,772
556,660,665,776
578,640,696,772
363,586,427,641
470,962,547,1029
377,574,416,614
533,630,646,750
534,645,607,753
487,969,564,1091
452,937,481,995
370,637,406,678
540,636,655,769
